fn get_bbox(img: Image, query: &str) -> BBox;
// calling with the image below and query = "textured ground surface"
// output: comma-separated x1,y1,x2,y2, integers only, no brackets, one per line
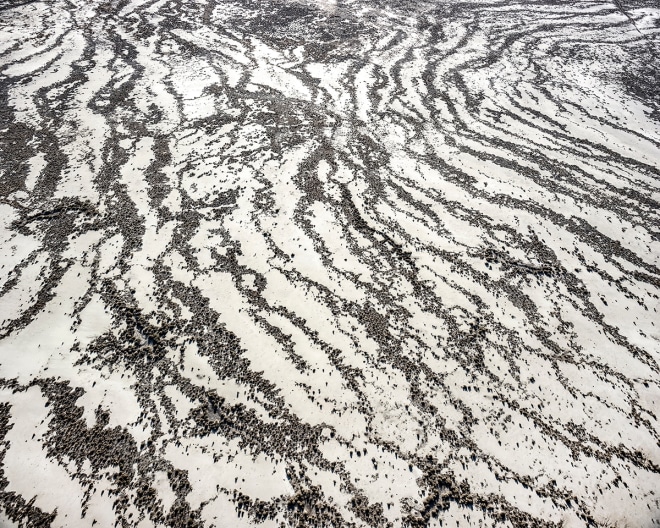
1,0,660,526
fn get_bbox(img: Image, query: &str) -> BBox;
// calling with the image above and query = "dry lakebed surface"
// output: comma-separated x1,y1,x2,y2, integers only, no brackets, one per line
0,0,659,526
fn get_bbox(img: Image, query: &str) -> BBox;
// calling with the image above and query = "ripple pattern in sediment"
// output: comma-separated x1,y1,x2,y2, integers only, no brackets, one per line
1,0,659,526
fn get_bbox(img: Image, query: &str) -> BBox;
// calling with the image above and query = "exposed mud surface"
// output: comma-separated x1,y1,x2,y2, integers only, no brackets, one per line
1,0,659,526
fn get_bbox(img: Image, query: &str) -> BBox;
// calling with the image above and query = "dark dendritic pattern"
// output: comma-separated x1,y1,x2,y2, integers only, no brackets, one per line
0,0,659,526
